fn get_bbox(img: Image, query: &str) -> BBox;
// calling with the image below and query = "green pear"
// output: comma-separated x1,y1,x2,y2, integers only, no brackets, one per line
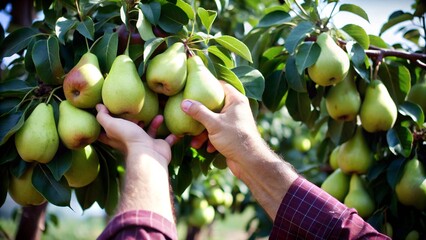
146,42,187,96
63,52,105,108
405,230,420,240
58,100,101,149
337,127,373,174
329,146,340,170
9,166,46,206
407,82,426,114
15,103,59,163
321,168,350,202
102,54,145,115
360,79,398,133
325,68,361,121
344,174,375,218
188,203,215,227
395,158,426,210
120,82,159,126
64,145,100,188
164,92,205,136
183,55,225,112
308,32,350,86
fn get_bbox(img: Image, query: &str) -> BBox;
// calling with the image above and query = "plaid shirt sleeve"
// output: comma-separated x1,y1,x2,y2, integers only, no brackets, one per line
97,210,178,240
270,177,391,240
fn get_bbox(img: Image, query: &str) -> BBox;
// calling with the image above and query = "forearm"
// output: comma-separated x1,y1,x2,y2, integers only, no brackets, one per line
118,149,174,223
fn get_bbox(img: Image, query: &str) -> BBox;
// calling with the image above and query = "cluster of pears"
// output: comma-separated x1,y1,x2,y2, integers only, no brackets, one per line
321,126,376,218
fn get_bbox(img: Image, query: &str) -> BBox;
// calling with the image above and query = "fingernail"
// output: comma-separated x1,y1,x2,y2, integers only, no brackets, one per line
181,100,193,112
95,104,101,112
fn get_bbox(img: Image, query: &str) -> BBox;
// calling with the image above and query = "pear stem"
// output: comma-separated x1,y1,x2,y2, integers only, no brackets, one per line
45,85,63,104
124,31,131,56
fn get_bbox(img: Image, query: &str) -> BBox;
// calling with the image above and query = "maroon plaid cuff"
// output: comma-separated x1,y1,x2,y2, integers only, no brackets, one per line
97,210,178,240
270,177,390,239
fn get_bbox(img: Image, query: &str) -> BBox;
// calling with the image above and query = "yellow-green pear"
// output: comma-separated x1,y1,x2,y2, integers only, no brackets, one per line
337,127,373,174
183,55,225,112
329,146,340,170
405,230,420,240
321,168,350,202
344,174,375,218
146,42,187,96
395,158,426,210
15,103,59,163
407,82,426,114
58,100,101,149
63,52,104,108
360,79,398,132
325,68,361,121
187,203,215,227
9,166,46,206
102,54,145,115
308,32,350,86
120,82,159,126
64,145,100,188
164,92,205,136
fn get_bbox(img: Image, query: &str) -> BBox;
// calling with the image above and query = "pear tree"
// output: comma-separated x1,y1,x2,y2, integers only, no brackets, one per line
0,0,425,239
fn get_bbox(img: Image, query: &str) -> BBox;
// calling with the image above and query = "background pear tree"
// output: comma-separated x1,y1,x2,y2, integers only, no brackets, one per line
0,0,425,239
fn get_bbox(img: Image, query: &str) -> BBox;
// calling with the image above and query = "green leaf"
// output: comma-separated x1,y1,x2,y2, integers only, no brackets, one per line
143,37,166,65
91,31,118,73
369,35,389,48
327,119,357,145
207,45,234,68
213,63,245,95
76,17,95,41
0,111,24,146
233,66,264,101
173,159,192,196
46,148,72,181
380,12,413,35
286,89,311,122
214,35,253,63
32,164,71,207
75,171,105,211
339,4,370,22
398,101,424,126
137,8,156,41
140,2,161,25
0,80,34,98
176,0,195,20
32,36,65,85
197,7,217,34
285,56,306,92
55,17,78,44
386,157,405,189
386,127,413,157
256,10,292,28
158,3,189,34
0,167,9,207
378,62,411,104
403,29,421,45
341,24,370,49
0,27,39,58
263,70,288,112
295,42,320,75
284,21,314,54
0,140,18,165
346,42,369,80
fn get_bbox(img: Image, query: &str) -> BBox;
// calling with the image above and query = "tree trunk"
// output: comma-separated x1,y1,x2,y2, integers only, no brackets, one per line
185,225,202,240
15,202,48,240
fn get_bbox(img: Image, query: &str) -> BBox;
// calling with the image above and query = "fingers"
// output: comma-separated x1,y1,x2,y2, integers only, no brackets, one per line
190,131,209,149
181,100,217,130
147,115,164,138
164,134,180,146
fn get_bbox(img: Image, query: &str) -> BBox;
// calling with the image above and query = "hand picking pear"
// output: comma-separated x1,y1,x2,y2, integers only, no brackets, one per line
146,42,187,96
308,32,350,86
58,100,101,149
102,54,145,115
360,79,398,132
9,166,46,206
395,158,426,210
321,168,350,202
15,103,59,163
120,82,159,126
325,68,361,121
344,174,375,218
64,145,100,188
164,92,205,136
63,52,105,108
337,127,373,174
183,55,225,112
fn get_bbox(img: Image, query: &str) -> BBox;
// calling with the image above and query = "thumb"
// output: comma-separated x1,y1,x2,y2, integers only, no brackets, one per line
181,99,217,129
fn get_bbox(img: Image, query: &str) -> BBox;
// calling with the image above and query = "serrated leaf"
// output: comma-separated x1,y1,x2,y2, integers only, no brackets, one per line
285,56,306,92
339,4,369,23
137,8,156,41
32,37,65,85
0,27,39,58
295,42,320,75
380,12,413,35
33,164,71,207
284,21,314,54
257,10,292,28
91,31,118,73
398,101,424,126
341,24,369,49
213,63,245,95
55,17,78,44
197,7,217,34
232,66,264,101
214,35,253,63
76,17,95,41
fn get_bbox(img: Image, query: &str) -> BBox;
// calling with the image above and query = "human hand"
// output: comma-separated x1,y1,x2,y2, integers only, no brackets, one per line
96,104,178,165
